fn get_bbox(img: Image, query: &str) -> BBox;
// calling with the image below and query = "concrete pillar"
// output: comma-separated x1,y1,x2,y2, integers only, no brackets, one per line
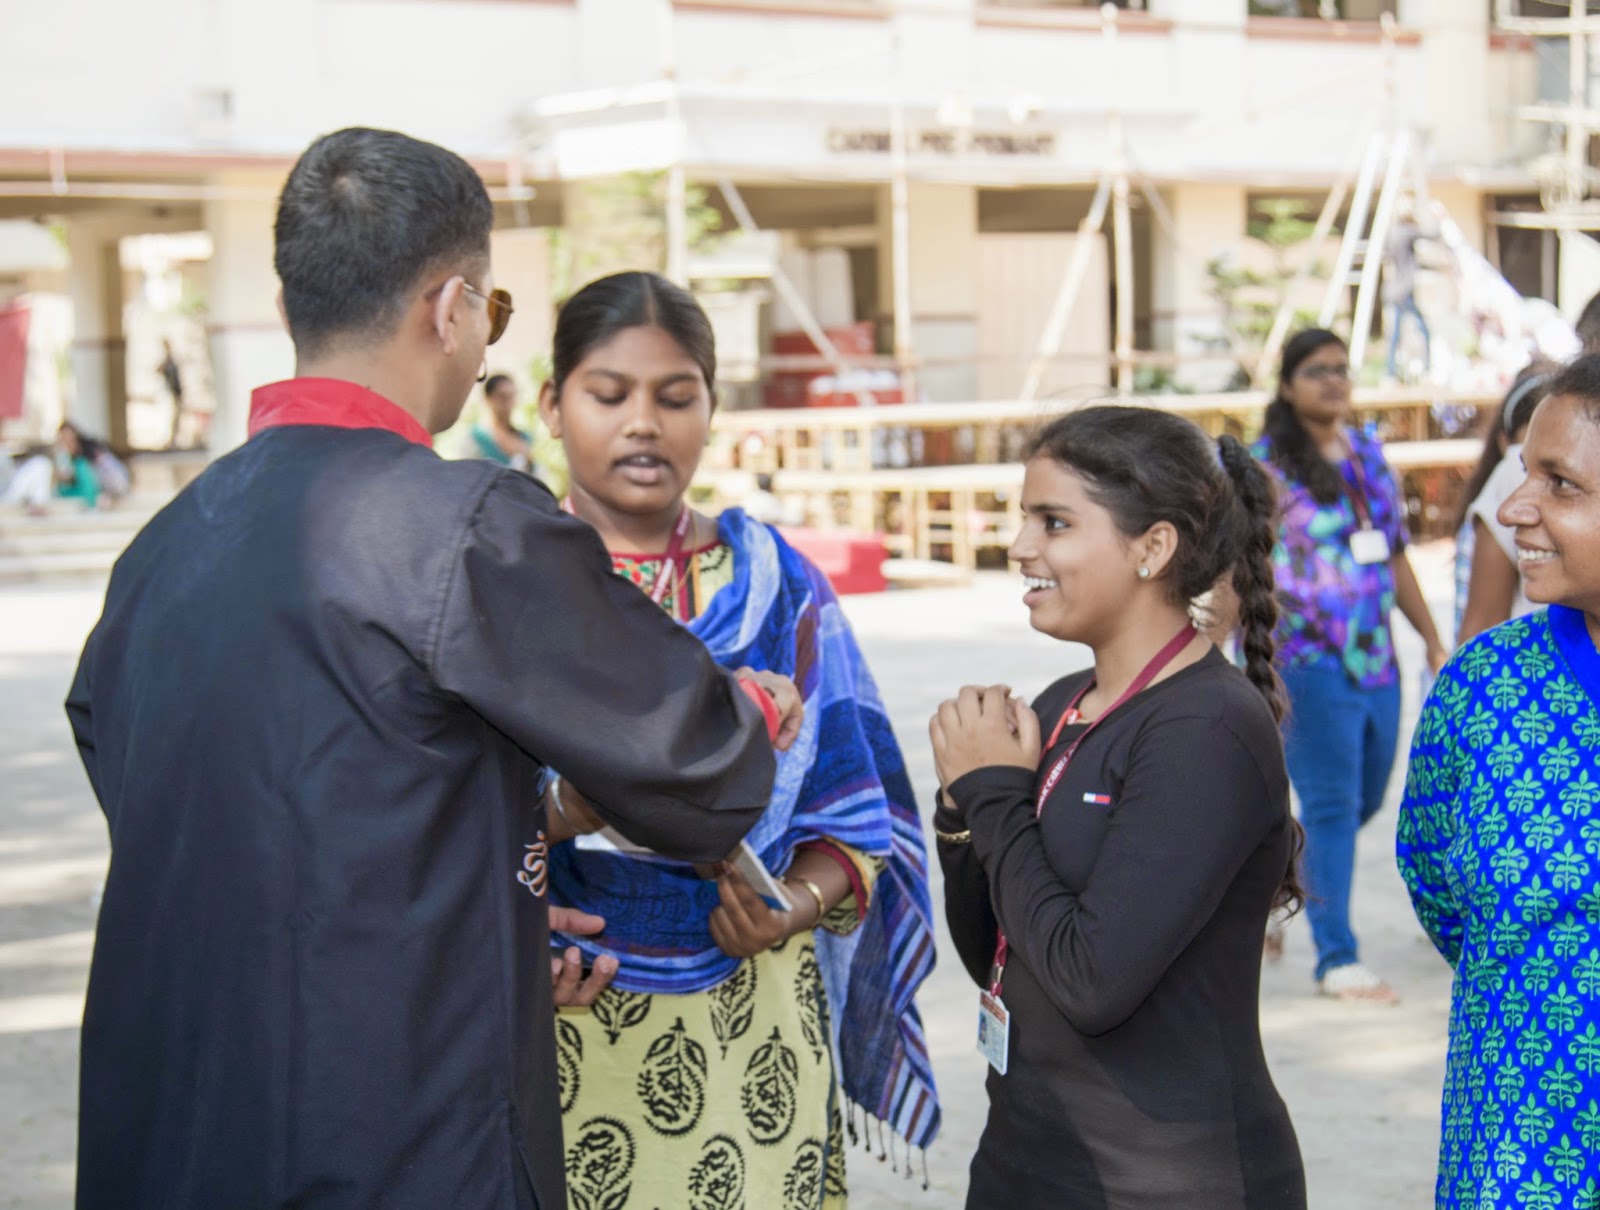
205,176,294,454
1149,182,1247,392
66,223,127,450
1403,0,1491,171
877,183,979,402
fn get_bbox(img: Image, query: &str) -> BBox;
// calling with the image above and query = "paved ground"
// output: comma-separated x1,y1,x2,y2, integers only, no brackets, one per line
0,564,1458,1209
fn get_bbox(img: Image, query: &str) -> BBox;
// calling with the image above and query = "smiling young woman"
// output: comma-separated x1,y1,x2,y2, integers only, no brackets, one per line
1398,355,1600,1207
931,405,1305,1208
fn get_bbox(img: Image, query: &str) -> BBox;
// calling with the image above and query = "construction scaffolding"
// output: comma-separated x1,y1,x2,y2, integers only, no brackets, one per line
1490,2,1600,303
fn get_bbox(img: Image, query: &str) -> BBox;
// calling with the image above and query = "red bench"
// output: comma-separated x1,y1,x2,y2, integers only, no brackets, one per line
778,527,888,595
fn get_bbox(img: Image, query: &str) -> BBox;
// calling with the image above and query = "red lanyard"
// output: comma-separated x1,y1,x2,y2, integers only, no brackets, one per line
1338,434,1376,529
563,500,695,620
647,506,694,616
988,622,1198,999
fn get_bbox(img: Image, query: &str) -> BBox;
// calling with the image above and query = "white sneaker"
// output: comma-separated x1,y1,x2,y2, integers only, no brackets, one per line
1317,962,1399,1005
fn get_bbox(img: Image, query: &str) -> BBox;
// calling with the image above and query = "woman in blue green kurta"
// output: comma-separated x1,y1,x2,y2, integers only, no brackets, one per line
1398,361,1600,1208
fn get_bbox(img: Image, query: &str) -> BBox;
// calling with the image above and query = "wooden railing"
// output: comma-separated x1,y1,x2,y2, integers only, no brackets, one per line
698,390,1495,569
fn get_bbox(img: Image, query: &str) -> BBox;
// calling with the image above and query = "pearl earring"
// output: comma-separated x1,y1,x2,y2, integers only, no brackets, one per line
1137,566,1151,580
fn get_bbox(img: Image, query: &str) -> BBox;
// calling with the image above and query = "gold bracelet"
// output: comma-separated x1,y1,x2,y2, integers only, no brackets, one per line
935,828,972,845
785,875,828,927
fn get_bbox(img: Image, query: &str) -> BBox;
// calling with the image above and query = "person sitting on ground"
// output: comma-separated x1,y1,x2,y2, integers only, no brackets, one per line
2,421,101,515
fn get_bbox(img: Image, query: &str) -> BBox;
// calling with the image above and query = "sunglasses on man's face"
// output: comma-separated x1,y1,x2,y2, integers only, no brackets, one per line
460,281,514,345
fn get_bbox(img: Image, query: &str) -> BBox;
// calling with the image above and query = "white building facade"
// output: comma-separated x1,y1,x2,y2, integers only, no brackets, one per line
0,0,1556,448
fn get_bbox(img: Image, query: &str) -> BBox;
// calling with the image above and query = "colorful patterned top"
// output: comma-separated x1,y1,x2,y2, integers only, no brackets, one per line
1253,425,1409,689
1397,606,1600,1208
610,538,735,623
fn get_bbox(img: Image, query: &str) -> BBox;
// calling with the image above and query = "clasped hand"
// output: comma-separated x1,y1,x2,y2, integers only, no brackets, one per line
929,684,1041,794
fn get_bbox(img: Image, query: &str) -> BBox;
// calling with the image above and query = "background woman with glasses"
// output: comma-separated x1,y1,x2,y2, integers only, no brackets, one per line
1253,328,1448,1003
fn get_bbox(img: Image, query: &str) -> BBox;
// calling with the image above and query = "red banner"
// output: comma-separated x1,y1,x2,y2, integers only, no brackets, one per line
0,300,29,422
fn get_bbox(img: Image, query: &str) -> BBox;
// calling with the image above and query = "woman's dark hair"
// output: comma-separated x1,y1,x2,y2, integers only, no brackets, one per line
274,127,494,360
1452,359,1556,532
550,271,716,397
57,420,103,460
1576,289,1600,354
483,373,514,398
1542,351,1600,425
1261,328,1349,505
1025,405,1304,914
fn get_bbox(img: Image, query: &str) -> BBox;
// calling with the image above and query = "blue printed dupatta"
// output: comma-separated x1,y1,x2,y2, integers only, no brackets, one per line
547,508,941,1149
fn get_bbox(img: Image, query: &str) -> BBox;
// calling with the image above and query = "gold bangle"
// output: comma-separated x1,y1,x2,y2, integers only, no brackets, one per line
935,828,972,845
785,875,827,926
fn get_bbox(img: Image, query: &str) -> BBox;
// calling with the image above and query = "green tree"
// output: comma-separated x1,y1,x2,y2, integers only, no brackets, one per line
552,172,724,302
1205,197,1324,365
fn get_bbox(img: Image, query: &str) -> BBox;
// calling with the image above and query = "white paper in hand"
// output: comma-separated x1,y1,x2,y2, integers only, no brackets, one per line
731,841,793,912
579,829,793,913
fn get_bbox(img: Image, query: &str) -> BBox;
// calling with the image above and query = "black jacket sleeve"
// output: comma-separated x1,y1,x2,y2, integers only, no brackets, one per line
951,715,1274,1036
431,474,773,864
936,789,1001,989
65,629,102,808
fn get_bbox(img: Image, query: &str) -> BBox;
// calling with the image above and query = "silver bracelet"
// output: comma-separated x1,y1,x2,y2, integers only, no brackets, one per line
546,774,574,831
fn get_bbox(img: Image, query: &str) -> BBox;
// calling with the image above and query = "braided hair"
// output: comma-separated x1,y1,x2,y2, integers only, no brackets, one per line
1025,405,1303,913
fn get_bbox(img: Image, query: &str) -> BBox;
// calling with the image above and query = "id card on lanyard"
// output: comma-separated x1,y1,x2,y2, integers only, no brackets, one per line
1342,446,1391,567
977,622,1198,1075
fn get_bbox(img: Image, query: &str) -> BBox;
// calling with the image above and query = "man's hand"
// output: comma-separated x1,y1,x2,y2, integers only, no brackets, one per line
549,905,618,1008
708,867,796,959
733,668,804,752
930,684,1041,794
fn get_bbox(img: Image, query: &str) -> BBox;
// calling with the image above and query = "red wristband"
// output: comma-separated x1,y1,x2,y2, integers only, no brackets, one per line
737,678,783,744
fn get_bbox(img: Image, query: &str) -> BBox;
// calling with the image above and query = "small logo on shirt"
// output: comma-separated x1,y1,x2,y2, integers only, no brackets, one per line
518,832,549,899
1082,793,1112,806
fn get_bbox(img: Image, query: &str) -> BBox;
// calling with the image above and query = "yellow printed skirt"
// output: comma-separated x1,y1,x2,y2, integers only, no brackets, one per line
559,934,846,1210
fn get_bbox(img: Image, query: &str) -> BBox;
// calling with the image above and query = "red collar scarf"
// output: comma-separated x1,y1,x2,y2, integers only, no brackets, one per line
248,378,433,448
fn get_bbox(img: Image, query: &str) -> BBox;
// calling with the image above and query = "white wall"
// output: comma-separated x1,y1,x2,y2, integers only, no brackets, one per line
0,0,580,158
0,0,1531,185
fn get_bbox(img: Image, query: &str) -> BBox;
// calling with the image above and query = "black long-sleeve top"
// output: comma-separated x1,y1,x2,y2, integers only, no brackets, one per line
66,425,773,1210
939,649,1305,1209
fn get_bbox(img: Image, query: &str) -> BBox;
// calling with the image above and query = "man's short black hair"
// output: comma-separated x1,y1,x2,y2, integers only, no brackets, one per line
483,374,514,398
275,127,494,359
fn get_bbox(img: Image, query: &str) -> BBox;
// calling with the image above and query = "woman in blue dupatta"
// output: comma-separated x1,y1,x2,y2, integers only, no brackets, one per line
537,272,939,1209
1398,355,1600,1207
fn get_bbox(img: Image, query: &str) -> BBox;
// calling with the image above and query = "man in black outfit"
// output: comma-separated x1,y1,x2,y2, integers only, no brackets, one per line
67,127,794,1210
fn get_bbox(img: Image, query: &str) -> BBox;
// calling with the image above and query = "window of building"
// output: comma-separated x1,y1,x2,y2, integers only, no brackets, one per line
1249,1,1397,17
